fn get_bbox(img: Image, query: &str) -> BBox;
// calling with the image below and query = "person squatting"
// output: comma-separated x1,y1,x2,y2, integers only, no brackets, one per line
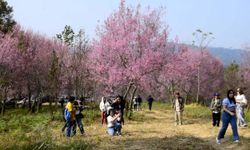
99,95,125,136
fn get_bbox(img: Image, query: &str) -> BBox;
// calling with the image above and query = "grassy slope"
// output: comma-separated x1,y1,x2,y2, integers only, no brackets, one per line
0,102,250,150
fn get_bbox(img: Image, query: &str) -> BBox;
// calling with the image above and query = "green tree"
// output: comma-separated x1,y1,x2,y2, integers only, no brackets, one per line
56,25,74,46
0,0,16,33
48,50,60,120
0,64,11,115
71,29,92,97
224,62,240,91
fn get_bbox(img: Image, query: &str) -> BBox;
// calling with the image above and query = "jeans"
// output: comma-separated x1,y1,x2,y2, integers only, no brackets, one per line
236,104,247,126
217,112,239,141
76,116,84,134
62,122,67,132
148,102,152,111
107,123,122,136
66,120,76,137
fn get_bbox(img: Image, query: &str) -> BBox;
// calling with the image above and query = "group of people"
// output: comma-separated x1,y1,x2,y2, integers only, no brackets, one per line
62,88,248,142
99,95,125,136
215,88,248,144
172,88,248,144
63,93,153,137
62,96,85,137
133,95,142,111
100,94,156,136
133,95,155,111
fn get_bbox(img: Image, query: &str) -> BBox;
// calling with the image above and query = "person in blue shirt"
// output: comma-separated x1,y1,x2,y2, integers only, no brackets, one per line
216,89,239,144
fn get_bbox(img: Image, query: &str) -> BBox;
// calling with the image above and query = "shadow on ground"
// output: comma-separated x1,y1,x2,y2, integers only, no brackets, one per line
96,135,215,150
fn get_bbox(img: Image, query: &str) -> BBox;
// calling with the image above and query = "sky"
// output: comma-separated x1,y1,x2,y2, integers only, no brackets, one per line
6,0,250,49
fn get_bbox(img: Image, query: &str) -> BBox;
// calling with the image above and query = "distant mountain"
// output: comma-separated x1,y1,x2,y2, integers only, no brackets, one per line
208,47,244,66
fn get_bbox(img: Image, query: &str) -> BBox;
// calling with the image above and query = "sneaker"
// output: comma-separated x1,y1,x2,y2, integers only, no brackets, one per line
243,124,248,127
81,130,85,134
234,140,239,143
216,138,221,144
116,131,121,136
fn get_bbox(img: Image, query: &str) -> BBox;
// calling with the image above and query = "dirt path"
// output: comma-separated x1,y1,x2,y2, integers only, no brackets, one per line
81,109,250,150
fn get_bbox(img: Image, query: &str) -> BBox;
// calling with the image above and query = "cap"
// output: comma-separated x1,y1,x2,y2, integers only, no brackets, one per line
214,92,220,96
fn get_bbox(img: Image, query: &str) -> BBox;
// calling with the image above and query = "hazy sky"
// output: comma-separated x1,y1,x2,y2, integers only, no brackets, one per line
6,0,250,49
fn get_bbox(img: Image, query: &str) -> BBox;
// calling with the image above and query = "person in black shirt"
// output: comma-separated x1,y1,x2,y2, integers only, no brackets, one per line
147,95,154,111
137,95,142,110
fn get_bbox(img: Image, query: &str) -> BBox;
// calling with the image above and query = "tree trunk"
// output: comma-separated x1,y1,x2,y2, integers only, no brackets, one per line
31,98,36,113
49,96,54,120
28,85,32,111
35,82,42,113
185,94,189,105
128,86,137,119
35,91,42,113
1,88,8,116
168,81,176,104
123,82,133,100
1,100,5,116
196,66,200,104
36,97,41,113
22,98,27,109
168,88,173,105
124,82,133,117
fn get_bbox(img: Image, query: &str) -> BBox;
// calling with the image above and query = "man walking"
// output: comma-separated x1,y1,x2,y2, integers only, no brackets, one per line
147,95,154,111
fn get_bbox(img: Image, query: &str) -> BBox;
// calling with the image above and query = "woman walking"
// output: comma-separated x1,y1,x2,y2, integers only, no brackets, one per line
216,89,239,144
235,88,248,127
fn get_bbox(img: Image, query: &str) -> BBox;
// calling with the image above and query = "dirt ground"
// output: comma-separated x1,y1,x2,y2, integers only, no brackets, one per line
62,108,250,150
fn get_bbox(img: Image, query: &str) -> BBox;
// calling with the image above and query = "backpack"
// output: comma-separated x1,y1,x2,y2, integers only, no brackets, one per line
64,108,71,121
99,97,106,112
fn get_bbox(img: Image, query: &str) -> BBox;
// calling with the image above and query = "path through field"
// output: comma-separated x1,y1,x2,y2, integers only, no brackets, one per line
79,108,250,150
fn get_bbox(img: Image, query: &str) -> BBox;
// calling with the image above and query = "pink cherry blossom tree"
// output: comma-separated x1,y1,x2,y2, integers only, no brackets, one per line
0,24,70,115
89,1,171,116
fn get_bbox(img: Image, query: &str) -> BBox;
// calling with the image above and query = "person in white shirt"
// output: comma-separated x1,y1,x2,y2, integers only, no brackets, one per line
133,96,138,111
107,109,122,136
235,88,248,127
172,92,185,126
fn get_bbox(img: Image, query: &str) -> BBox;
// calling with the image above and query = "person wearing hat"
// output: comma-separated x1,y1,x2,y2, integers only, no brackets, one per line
210,92,222,127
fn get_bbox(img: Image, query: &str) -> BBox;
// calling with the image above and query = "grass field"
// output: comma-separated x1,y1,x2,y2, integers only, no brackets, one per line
0,102,249,150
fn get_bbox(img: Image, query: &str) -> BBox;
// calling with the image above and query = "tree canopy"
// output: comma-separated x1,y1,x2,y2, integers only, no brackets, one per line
0,0,16,33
